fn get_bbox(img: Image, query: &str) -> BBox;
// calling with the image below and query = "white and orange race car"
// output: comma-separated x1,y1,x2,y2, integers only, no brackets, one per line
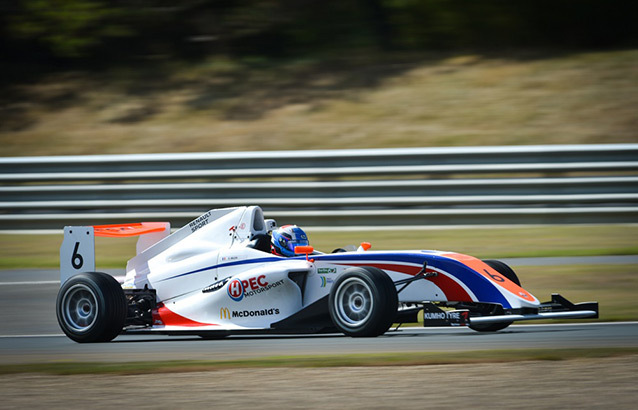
56,206,598,342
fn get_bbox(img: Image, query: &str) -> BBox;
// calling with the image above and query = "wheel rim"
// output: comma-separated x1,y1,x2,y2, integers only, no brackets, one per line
61,284,99,332
334,278,374,328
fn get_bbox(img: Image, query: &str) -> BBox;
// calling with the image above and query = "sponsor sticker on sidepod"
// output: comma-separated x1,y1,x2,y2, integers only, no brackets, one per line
220,307,280,319
227,275,285,302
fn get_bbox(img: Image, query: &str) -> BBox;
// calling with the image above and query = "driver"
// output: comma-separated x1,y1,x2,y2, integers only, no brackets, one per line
271,225,309,257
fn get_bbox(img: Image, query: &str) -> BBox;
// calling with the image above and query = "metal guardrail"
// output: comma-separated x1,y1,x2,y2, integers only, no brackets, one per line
1,144,637,229
2,144,638,181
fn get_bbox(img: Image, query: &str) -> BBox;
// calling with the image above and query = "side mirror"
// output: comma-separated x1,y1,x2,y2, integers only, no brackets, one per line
294,246,314,261
294,245,314,254
265,219,277,232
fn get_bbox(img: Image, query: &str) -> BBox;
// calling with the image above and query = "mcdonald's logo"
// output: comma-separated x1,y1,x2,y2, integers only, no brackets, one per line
220,307,231,319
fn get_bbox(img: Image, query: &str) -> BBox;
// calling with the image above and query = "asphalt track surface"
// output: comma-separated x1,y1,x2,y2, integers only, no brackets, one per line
2,259,637,365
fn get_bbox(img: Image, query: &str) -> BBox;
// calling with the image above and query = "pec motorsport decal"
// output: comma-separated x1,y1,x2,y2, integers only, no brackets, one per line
227,275,285,302
202,277,229,293
220,307,280,319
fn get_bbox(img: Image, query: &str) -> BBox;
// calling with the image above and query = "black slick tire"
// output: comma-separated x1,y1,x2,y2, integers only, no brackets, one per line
329,266,398,337
56,272,127,343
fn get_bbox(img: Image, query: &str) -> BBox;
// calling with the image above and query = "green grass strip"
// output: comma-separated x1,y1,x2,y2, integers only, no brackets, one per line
2,347,637,375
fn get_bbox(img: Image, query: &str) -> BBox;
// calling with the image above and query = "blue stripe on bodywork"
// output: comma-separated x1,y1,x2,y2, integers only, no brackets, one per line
156,256,283,282
313,252,511,308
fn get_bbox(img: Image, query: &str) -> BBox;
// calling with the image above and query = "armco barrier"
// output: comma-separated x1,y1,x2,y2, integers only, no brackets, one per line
1,144,637,229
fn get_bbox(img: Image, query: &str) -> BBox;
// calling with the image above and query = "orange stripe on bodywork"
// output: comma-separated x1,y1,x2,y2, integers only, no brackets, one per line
93,222,168,237
441,252,537,303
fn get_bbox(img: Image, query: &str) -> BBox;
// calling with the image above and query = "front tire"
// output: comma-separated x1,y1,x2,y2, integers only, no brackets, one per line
56,272,127,343
469,260,521,333
329,267,397,337
482,259,521,286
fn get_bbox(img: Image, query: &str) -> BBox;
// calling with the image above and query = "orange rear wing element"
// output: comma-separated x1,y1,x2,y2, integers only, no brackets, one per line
60,222,170,285
93,222,170,238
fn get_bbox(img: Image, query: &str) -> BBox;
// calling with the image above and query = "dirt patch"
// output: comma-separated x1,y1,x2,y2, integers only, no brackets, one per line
1,355,637,409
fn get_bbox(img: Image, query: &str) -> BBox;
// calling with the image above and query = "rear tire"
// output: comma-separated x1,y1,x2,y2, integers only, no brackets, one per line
56,272,127,343
329,267,397,337
469,260,521,333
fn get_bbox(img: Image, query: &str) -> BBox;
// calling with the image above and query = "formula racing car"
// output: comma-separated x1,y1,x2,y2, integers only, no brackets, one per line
56,206,598,342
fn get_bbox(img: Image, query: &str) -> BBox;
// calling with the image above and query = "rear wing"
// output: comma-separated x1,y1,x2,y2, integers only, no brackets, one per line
60,222,170,285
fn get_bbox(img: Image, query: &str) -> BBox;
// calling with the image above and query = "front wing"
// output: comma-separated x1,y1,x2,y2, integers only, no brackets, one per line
421,293,598,327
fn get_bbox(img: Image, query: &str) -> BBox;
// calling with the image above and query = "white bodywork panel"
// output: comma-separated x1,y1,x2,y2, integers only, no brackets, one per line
123,207,270,298
135,223,171,255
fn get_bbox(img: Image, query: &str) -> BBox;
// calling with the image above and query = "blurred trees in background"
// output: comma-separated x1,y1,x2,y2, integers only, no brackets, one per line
1,0,636,66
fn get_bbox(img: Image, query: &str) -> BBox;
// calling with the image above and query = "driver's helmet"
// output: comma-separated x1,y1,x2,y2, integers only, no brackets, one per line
271,225,309,257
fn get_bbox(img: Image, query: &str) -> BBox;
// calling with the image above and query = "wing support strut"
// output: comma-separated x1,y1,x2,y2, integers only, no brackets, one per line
394,261,437,294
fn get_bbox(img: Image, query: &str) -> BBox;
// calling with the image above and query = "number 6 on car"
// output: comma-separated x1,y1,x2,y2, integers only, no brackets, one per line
56,206,599,343
60,226,95,285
